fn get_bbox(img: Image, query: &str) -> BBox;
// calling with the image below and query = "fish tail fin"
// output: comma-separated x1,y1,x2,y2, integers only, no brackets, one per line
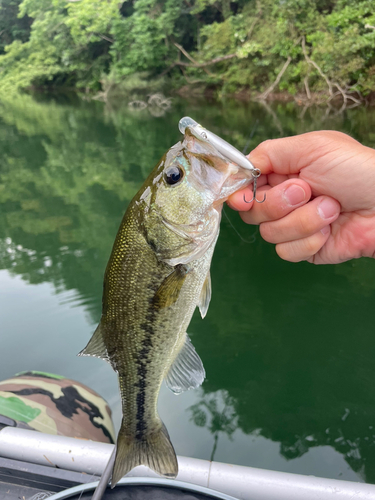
111,421,178,487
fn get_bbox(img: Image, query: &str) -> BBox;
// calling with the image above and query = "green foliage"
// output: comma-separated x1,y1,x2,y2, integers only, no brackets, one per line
0,0,114,92
0,0,31,53
0,0,374,98
109,0,184,78
65,0,119,46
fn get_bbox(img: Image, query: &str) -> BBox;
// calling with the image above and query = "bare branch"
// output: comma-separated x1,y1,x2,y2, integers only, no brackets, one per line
259,100,283,135
302,36,333,97
299,104,309,119
93,32,114,43
304,76,311,100
259,56,292,100
173,42,214,76
161,41,236,82
302,37,362,108
174,52,237,68
365,23,375,30
347,84,363,100
333,82,361,105
174,43,196,64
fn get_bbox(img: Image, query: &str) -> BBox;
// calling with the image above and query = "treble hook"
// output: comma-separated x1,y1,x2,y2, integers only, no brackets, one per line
244,168,266,204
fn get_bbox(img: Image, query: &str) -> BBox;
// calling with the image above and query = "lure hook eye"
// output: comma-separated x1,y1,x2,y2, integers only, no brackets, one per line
243,168,266,204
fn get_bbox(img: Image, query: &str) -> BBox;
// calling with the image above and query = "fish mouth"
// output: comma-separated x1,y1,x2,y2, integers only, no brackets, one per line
183,123,257,174
183,126,254,198
183,126,255,174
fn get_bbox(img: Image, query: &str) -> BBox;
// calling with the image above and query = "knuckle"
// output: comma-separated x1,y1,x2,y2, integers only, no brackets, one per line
263,193,286,221
240,210,255,225
296,208,320,235
265,202,280,221
301,232,326,258
259,222,274,243
275,243,295,262
276,233,325,264
256,139,273,151
304,237,320,256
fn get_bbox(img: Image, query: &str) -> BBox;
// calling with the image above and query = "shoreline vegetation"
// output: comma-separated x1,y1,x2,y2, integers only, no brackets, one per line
0,0,374,109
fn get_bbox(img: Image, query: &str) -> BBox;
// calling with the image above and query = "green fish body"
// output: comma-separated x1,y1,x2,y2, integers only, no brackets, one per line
79,127,252,485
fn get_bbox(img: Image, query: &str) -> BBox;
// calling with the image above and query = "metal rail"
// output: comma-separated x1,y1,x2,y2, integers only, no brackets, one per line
1,427,375,500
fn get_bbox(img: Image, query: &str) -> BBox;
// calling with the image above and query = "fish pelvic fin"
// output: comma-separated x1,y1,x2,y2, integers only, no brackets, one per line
111,421,178,487
77,322,109,361
165,334,205,394
198,271,211,319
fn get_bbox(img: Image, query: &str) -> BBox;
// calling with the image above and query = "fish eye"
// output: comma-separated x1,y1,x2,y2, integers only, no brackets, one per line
164,165,184,186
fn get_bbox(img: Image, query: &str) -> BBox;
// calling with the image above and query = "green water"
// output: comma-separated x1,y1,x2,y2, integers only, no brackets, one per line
1,93,375,483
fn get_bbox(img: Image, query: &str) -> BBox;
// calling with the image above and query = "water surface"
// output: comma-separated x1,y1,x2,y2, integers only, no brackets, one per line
0,94,375,483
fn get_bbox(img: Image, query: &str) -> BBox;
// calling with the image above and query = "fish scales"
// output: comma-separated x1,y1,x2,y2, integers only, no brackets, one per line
105,204,212,432
79,127,252,486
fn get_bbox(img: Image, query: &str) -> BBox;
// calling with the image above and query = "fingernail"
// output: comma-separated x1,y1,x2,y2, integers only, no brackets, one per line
283,185,306,206
321,225,330,235
318,198,339,220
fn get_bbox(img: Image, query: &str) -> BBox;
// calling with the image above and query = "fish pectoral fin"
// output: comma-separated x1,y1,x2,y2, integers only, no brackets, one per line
152,264,188,309
111,421,178,487
165,334,205,394
198,271,211,319
78,322,108,361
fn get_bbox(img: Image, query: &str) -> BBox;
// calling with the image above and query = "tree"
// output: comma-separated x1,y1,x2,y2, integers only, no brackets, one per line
0,0,374,101
0,0,32,53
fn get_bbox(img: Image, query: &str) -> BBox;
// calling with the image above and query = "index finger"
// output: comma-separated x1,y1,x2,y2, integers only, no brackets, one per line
247,131,359,176
238,179,311,225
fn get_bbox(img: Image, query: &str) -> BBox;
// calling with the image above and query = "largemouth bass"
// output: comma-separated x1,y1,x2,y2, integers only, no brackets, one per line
79,125,253,486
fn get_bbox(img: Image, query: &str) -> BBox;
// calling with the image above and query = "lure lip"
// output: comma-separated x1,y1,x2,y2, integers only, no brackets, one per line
178,116,257,173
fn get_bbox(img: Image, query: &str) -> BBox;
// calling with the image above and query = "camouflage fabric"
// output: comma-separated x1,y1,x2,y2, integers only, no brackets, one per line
0,371,115,443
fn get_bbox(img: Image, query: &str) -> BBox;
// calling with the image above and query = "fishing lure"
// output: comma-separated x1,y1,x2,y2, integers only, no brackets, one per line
179,117,266,204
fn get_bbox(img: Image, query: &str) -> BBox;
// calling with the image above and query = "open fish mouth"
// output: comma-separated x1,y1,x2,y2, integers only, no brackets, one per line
180,116,258,173
181,123,254,198
181,117,264,204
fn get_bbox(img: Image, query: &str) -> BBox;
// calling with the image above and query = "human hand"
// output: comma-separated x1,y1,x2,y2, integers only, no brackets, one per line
228,131,375,264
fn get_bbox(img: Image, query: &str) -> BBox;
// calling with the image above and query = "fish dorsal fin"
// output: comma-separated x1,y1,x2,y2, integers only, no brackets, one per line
165,335,205,394
198,271,211,319
78,322,108,361
153,265,187,309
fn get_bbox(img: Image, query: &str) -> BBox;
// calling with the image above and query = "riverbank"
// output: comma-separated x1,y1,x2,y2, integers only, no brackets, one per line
175,84,375,108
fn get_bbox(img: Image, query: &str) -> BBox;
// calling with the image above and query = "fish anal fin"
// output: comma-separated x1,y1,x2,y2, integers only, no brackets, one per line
78,322,108,361
111,421,178,486
152,264,188,309
165,334,205,394
198,271,211,319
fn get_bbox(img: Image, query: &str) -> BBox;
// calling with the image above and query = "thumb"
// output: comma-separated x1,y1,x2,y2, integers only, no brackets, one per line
247,131,359,176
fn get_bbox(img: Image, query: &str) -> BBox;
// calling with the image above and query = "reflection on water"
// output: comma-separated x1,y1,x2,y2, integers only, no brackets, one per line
183,388,363,482
189,389,237,462
0,94,375,482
